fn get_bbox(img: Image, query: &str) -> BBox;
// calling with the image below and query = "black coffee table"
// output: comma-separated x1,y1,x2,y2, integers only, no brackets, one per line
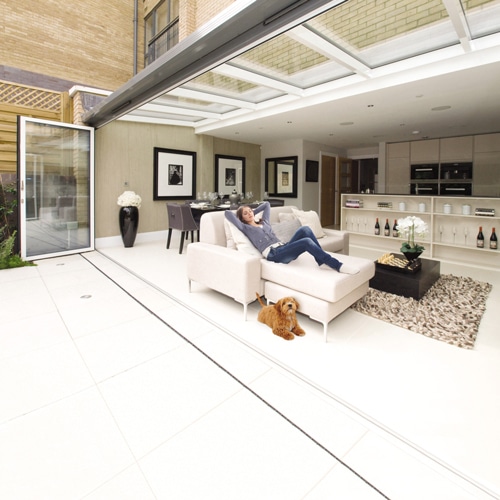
369,255,440,300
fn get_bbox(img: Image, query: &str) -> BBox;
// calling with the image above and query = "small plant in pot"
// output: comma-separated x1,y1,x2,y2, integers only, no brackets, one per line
397,215,428,261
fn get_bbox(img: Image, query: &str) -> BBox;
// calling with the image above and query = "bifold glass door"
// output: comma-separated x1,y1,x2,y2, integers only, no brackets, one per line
18,117,94,260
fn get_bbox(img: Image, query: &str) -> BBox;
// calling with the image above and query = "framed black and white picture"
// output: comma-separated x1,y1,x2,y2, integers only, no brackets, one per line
306,160,319,182
153,147,196,200
214,154,245,196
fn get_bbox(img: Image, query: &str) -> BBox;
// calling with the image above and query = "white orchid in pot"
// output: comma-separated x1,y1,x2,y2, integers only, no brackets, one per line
117,191,142,247
396,215,428,261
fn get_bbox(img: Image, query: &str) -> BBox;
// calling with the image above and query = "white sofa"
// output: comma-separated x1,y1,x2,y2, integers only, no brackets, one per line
186,205,374,340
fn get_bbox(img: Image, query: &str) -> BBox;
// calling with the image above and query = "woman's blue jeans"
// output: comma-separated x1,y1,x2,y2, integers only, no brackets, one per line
266,226,342,271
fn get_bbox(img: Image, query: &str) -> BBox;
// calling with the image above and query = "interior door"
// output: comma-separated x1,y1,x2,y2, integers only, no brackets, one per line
18,117,94,260
320,154,337,227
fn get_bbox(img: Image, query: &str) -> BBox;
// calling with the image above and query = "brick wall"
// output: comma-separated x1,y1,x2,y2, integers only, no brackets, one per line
1,0,145,92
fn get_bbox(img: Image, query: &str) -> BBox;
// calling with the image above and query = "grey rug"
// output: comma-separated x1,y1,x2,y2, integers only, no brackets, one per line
351,274,492,349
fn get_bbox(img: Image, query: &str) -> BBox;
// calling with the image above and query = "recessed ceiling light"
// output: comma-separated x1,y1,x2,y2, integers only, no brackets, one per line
412,130,420,134
340,121,354,126
416,94,424,98
287,121,292,124
431,105,451,111
399,123,406,127
367,104,374,107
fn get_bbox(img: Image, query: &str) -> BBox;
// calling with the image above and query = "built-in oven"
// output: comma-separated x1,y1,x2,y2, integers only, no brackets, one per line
410,164,439,181
439,183,472,196
410,183,439,195
440,162,473,180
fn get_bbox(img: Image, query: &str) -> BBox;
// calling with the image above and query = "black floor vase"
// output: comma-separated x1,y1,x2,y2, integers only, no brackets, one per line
119,206,139,247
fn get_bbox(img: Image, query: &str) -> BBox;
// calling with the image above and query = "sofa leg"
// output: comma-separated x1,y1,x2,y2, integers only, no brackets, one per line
323,322,328,342
243,303,248,321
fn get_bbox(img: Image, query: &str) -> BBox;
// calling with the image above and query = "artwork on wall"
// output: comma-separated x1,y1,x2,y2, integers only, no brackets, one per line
153,147,196,200
214,154,245,196
265,156,298,198
306,160,319,182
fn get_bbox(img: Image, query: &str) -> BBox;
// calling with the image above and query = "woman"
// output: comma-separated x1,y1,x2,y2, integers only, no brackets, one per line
225,202,359,274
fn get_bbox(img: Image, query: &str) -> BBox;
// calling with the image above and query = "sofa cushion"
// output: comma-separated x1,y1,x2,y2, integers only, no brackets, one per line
291,208,326,238
271,218,301,243
261,253,374,303
224,219,262,257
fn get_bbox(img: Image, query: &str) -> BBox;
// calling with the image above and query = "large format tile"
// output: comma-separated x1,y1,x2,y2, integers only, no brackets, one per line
0,340,94,423
0,388,134,499
75,314,185,382
98,343,244,458
139,390,338,500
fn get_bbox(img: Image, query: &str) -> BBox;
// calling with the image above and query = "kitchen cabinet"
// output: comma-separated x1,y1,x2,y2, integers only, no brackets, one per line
440,136,473,161
410,139,439,163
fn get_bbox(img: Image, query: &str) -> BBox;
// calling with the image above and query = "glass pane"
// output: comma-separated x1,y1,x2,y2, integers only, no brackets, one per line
21,119,93,259
463,0,500,38
170,0,179,22
156,0,168,33
306,0,458,68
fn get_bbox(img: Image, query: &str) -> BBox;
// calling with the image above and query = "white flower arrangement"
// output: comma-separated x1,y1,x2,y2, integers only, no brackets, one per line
397,215,428,253
117,191,142,208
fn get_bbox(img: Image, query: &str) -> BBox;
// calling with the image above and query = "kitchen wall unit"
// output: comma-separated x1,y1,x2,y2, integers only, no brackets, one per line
341,193,500,270
386,132,500,196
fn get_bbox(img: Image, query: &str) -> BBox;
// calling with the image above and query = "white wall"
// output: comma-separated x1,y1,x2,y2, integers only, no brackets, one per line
261,139,344,211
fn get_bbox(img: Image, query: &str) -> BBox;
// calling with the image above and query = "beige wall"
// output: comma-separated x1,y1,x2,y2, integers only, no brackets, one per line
95,121,260,238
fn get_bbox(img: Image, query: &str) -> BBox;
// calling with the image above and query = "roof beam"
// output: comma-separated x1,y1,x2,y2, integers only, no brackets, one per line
83,0,346,128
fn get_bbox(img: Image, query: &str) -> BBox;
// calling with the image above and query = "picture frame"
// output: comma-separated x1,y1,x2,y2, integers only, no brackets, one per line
214,154,245,196
265,156,298,198
306,160,319,182
153,147,196,200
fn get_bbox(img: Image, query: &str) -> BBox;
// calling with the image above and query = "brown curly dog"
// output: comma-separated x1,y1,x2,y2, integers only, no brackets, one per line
256,293,306,341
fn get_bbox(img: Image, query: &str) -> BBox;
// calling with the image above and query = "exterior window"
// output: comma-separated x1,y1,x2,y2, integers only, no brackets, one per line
145,0,179,65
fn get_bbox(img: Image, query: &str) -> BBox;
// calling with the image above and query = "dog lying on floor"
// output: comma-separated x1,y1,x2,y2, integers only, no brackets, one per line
256,293,306,341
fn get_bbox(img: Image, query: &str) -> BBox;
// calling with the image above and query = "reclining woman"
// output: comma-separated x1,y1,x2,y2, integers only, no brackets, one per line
225,201,359,274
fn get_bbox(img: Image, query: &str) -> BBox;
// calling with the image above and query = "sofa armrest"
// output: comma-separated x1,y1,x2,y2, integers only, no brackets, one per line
320,228,349,255
186,242,264,305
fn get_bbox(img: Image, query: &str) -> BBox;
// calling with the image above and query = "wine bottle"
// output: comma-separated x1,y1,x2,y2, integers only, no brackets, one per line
374,218,380,235
392,219,398,237
477,226,484,248
384,218,390,236
490,228,497,250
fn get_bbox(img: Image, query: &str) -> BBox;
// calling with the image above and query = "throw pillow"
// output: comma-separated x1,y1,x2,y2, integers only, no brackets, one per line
291,208,326,238
223,219,236,250
224,219,262,257
271,218,301,243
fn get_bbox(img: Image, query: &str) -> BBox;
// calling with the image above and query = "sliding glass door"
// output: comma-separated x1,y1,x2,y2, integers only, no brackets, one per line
18,117,94,260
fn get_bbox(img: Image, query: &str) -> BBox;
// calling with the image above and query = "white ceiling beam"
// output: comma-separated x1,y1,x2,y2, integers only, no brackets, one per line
212,64,304,95
442,0,472,51
166,87,257,109
287,25,371,76
133,102,221,119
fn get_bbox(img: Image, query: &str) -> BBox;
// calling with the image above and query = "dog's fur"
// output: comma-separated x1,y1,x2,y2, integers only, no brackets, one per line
256,293,305,341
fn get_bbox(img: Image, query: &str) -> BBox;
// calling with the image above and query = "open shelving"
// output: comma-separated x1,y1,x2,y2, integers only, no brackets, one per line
341,194,500,269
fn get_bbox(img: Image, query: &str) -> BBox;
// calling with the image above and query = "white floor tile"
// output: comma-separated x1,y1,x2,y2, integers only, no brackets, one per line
98,344,244,458
82,464,156,500
139,390,337,500
75,314,185,382
0,340,94,423
0,388,134,499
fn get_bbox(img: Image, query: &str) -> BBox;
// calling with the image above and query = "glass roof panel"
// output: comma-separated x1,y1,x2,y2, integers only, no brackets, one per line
183,70,285,103
463,0,500,37
306,0,459,68
230,32,353,89
153,94,237,114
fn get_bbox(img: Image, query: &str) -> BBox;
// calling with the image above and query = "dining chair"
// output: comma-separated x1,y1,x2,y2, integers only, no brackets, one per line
166,203,200,253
